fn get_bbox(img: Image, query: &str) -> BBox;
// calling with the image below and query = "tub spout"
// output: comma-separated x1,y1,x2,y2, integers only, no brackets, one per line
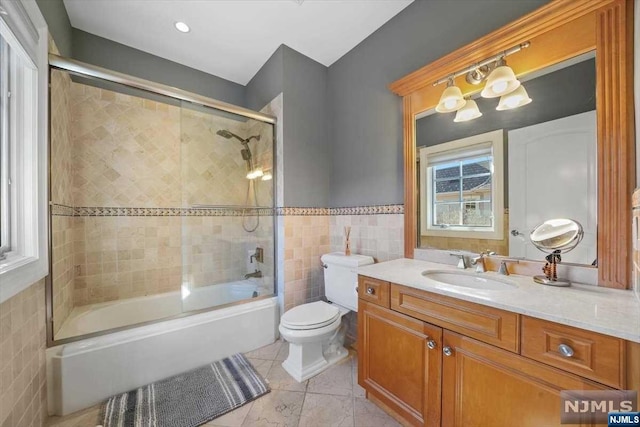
245,270,263,279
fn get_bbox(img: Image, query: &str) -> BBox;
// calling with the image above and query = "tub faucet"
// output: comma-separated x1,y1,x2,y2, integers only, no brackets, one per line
245,270,263,279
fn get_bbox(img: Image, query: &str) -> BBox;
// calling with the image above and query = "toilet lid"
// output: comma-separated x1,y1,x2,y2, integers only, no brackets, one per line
281,301,340,330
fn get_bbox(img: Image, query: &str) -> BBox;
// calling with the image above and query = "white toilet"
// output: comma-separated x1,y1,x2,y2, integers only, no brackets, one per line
279,252,374,382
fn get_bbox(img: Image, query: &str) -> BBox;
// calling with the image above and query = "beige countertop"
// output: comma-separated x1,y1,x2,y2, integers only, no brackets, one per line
357,258,640,343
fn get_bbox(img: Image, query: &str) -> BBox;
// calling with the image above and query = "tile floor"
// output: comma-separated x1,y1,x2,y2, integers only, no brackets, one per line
46,340,401,427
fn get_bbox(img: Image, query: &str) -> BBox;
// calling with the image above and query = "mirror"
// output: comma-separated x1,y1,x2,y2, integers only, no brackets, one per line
415,54,597,266
391,1,635,289
530,218,584,286
530,218,584,253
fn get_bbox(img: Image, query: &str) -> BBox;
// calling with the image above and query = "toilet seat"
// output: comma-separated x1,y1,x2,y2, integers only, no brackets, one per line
281,301,340,331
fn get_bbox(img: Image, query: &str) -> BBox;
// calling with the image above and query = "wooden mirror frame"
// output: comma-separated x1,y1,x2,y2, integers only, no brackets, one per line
390,0,635,289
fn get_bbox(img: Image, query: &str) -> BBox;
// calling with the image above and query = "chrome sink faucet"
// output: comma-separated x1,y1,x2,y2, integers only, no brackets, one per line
449,253,468,269
498,258,520,276
471,251,495,273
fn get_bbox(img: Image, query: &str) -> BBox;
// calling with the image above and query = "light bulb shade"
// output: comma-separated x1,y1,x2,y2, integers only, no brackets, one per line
453,99,482,122
261,172,273,181
481,65,520,98
496,85,532,110
436,84,466,113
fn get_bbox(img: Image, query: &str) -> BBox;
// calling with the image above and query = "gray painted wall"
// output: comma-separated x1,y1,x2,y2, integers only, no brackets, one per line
281,46,329,207
72,29,245,106
35,0,72,55
246,46,284,112
327,0,550,207
246,45,330,207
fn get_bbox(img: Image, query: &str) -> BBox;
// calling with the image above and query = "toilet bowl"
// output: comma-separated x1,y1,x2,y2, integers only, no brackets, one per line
279,252,374,382
279,301,348,382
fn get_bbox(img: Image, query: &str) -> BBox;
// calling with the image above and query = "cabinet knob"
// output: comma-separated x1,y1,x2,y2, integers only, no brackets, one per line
427,339,437,350
443,346,453,357
366,287,375,295
558,343,574,358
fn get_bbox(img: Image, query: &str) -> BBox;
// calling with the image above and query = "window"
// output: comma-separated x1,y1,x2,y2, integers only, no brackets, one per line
420,129,504,240
0,1,48,303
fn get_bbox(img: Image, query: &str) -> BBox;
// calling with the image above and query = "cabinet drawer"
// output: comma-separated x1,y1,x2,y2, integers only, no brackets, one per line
358,276,390,308
391,284,520,352
521,316,625,388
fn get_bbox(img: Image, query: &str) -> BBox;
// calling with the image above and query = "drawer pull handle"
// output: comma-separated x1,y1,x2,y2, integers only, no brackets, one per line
558,344,574,358
427,339,437,350
443,346,453,357
366,287,375,295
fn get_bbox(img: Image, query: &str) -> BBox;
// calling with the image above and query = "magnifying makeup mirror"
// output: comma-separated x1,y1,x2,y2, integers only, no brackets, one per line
530,218,584,287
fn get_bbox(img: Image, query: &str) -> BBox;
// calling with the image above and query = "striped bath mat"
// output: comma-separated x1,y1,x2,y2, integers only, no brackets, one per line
99,353,270,427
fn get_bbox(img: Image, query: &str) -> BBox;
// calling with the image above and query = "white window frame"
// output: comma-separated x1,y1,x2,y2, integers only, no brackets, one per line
0,0,48,304
419,129,505,240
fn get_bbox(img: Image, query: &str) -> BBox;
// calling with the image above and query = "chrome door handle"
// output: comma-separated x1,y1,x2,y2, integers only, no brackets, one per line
558,343,574,358
427,339,437,350
366,287,375,295
443,346,453,357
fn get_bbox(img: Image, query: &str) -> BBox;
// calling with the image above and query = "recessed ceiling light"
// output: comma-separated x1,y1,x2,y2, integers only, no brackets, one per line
175,22,190,33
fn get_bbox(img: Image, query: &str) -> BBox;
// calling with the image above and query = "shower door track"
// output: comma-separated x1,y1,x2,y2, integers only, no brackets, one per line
45,55,279,347
48,54,277,124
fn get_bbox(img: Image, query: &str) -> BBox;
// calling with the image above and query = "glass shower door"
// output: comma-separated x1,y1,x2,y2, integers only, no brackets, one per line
179,102,275,313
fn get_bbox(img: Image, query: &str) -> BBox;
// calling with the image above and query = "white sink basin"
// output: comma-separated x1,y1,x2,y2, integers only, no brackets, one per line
422,270,517,291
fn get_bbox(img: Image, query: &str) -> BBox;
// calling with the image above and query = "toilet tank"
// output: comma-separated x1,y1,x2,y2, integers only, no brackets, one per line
321,252,374,311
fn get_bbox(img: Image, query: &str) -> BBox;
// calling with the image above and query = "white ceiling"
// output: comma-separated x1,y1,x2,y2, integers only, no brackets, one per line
63,0,414,85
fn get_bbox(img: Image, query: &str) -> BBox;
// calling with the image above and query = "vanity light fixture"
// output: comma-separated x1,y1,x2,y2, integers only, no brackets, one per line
432,41,530,117
175,21,190,33
435,78,466,113
453,98,482,122
496,85,532,110
480,57,520,98
261,171,273,181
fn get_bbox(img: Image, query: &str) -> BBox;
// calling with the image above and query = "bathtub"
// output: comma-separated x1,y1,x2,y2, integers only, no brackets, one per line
55,279,263,339
47,291,278,415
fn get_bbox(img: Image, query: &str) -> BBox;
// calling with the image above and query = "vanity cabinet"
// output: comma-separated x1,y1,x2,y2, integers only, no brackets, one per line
441,331,611,427
357,276,631,427
358,299,442,427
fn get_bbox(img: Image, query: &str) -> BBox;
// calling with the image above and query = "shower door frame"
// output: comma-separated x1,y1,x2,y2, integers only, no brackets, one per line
45,55,278,347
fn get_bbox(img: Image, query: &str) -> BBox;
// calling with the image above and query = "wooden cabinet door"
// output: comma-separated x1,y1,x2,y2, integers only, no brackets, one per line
441,331,612,427
358,299,442,427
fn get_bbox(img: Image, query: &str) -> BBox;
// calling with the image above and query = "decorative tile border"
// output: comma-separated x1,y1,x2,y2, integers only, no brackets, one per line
50,203,74,216
329,204,404,215
275,207,330,216
51,203,405,217
51,204,273,217
275,205,404,216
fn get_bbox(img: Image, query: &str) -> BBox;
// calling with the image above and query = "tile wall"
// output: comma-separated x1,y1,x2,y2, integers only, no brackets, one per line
329,213,404,263
0,280,47,427
49,48,75,333
72,216,182,305
50,74,276,329
283,215,330,312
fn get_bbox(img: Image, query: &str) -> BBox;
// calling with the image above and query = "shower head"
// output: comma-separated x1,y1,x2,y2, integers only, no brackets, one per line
216,129,245,143
216,129,261,145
